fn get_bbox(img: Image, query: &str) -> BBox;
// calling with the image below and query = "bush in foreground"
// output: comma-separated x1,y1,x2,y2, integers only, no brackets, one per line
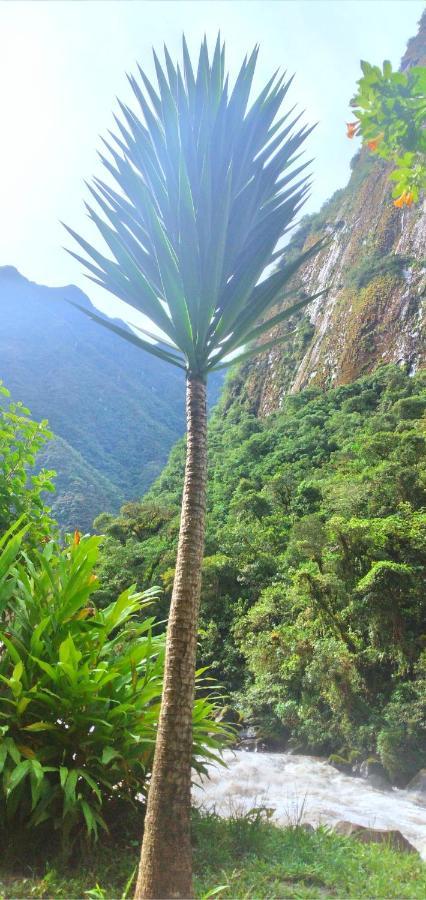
0,529,230,847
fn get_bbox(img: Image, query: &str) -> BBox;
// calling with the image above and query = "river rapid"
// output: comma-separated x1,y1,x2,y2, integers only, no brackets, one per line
193,750,426,858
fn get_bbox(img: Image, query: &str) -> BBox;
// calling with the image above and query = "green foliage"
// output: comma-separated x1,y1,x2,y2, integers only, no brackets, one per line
350,59,426,201
0,383,55,544
66,36,325,377
0,532,230,846
36,436,123,535
97,365,426,781
192,812,426,899
345,252,410,291
1,810,426,899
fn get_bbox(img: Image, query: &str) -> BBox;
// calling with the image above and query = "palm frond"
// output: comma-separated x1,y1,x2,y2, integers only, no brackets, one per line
65,36,323,376
67,302,186,369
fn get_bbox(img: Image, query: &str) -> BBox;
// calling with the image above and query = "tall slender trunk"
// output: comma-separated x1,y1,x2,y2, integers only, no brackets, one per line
135,375,208,900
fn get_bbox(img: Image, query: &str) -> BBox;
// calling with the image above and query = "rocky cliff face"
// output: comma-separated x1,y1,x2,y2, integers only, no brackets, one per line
234,15,426,417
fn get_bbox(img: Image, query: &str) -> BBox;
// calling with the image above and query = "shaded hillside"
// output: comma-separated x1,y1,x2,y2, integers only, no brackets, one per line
231,15,426,416
36,436,123,533
0,266,222,528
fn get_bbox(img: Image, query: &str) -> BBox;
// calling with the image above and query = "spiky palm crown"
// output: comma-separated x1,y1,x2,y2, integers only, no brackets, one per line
65,36,325,378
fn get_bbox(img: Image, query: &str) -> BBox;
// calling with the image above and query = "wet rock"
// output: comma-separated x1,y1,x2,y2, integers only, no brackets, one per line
261,734,289,753
358,759,392,792
300,823,315,833
328,754,353,775
333,821,418,854
238,724,258,741
215,705,241,725
236,722,268,752
286,737,304,755
405,769,426,804
238,738,266,753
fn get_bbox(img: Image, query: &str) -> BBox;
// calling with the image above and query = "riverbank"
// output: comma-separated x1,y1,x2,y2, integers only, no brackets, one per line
1,809,426,899
193,750,426,858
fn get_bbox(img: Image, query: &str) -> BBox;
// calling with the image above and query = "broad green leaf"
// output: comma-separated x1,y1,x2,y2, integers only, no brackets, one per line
81,799,97,836
101,747,121,765
6,759,31,795
63,769,78,808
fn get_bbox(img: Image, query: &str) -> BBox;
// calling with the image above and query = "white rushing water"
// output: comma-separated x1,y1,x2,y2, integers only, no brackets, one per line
193,750,426,858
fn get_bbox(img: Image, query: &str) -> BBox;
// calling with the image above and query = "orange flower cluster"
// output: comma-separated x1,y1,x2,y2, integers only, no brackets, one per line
367,134,383,151
393,191,414,208
73,529,81,546
346,122,384,151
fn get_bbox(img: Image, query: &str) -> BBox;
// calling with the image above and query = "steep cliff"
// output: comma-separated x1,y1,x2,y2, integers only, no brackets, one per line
233,15,426,417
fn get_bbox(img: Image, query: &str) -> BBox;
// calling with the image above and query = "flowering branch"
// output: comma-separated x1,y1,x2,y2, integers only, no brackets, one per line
347,60,426,206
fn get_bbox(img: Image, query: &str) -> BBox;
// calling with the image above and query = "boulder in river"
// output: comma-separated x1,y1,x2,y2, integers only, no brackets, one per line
358,759,392,792
406,769,426,801
333,821,418,853
215,705,241,725
328,754,353,775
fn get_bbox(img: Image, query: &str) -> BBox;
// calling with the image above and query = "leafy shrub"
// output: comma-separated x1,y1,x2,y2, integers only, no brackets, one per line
377,656,426,785
0,530,230,846
0,383,55,544
392,396,426,420
345,252,409,291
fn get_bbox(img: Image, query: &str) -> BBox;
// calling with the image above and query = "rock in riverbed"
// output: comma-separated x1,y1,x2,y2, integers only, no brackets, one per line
333,821,418,853
406,769,426,802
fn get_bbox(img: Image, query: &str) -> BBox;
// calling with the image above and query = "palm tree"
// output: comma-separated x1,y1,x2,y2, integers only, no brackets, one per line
65,36,325,899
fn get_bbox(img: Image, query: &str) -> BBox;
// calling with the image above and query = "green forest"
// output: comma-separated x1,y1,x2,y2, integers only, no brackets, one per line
95,364,426,785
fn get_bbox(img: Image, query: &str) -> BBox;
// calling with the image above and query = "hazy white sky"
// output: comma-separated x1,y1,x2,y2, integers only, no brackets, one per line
0,0,423,318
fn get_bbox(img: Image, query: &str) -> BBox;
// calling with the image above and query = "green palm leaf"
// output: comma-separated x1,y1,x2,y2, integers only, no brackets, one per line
68,302,186,369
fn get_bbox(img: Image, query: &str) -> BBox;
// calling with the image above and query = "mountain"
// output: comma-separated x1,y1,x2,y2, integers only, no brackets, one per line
0,266,222,530
230,15,426,416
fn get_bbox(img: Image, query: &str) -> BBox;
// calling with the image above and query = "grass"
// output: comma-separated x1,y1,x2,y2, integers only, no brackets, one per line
0,807,425,899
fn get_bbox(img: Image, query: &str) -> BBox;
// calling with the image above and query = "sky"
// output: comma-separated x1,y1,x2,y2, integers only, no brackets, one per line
0,0,424,321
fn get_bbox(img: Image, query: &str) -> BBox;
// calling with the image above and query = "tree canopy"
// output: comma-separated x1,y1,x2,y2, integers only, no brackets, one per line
347,60,426,205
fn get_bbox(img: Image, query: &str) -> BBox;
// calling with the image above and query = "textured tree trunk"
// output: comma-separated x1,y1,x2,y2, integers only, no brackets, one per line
135,375,207,900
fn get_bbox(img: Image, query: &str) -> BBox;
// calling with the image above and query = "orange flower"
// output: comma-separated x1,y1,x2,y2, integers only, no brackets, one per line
393,190,414,208
366,134,383,151
73,528,81,546
346,121,359,139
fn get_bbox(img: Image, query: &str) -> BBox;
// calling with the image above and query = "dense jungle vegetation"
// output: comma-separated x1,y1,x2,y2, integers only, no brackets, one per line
95,364,426,785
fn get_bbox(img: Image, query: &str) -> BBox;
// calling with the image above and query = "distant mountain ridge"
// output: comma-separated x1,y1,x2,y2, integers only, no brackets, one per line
0,266,221,530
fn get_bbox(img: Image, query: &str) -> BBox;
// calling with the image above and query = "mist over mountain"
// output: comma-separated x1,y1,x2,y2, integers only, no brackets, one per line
0,266,221,530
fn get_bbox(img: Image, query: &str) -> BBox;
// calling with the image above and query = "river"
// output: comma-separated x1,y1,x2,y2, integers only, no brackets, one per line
193,750,426,857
